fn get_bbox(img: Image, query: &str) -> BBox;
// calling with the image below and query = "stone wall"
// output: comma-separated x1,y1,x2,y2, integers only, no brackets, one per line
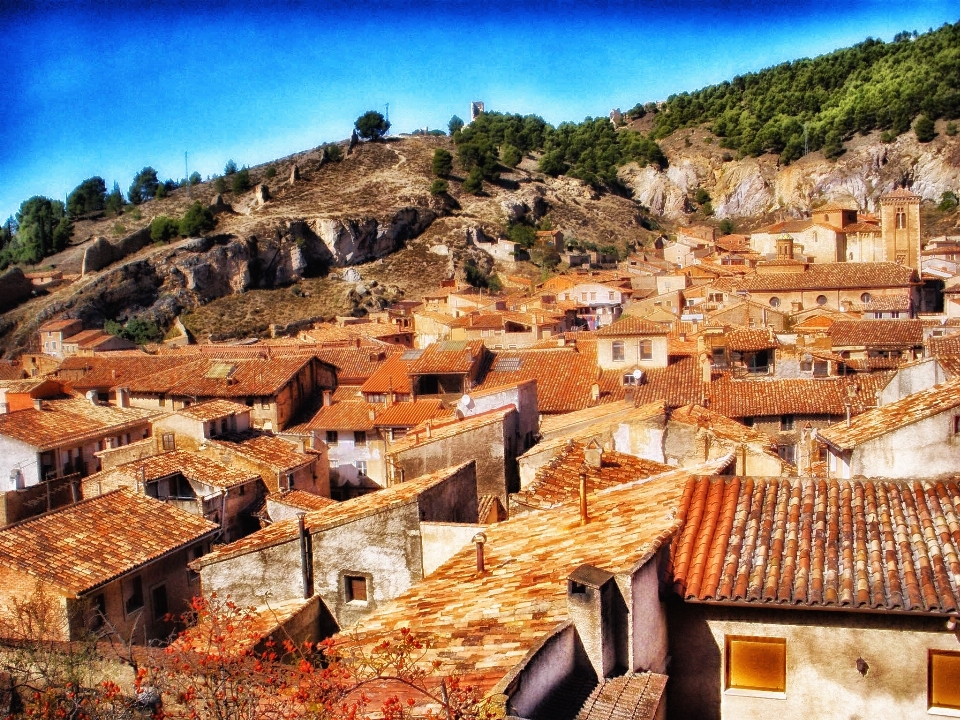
0,268,33,313
81,228,152,276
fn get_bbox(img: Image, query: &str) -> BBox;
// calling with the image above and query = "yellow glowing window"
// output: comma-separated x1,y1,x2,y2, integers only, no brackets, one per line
726,636,786,693
930,650,960,711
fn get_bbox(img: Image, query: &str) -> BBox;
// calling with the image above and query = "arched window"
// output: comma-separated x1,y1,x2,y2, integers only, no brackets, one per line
816,295,828,306
860,292,872,303
896,208,906,229
769,297,781,308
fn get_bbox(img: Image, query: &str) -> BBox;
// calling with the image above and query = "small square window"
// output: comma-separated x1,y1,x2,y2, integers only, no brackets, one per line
954,416,960,435
780,415,794,431
326,430,339,446
726,636,786,693
930,650,960,711
354,431,366,447
123,576,144,616
345,575,368,602
639,339,653,361
356,461,367,476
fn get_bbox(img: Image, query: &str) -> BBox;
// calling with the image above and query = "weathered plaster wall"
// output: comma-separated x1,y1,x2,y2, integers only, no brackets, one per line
878,359,948,406
419,522,485,576
666,600,959,720
849,410,960,478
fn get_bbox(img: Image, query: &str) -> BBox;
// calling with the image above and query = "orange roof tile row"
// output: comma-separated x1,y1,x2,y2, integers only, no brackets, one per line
408,340,486,375
175,399,251,422
819,381,960,450
670,476,960,613
386,406,516,455
123,355,320,398
316,346,400,385
478,348,600,414
735,263,917,293
86,450,259,491
0,395,155,450
595,316,670,337
512,441,674,511
576,673,667,720
266,490,337,512
828,319,923,348
211,435,314,472
0,489,217,595
359,353,414,394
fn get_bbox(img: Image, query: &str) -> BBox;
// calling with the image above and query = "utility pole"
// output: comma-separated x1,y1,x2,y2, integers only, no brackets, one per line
185,151,190,197
385,103,389,123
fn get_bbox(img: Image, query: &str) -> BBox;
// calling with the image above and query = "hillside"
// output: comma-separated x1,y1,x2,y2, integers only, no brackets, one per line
0,136,658,355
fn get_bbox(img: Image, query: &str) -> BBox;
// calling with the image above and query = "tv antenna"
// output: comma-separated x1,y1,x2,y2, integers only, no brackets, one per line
385,103,389,123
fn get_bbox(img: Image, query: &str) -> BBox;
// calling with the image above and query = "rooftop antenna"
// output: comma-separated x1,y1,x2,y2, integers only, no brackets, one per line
384,103,389,123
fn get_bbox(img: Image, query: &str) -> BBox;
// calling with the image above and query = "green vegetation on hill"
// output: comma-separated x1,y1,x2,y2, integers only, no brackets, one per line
454,112,666,191
649,22,960,162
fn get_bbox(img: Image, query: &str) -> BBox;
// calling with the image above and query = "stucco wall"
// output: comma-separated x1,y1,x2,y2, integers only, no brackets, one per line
879,359,948,406
627,557,669,674
0,435,41,489
596,336,669,371
666,600,958,720
505,624,588,719
848,410,960,478
419,522,484,576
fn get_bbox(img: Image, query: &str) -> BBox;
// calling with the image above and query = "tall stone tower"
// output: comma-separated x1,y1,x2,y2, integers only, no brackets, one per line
470,101,485,122
879,188,921,268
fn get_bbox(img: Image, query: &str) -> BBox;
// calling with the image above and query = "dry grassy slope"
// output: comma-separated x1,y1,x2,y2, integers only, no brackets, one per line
4,134,659,347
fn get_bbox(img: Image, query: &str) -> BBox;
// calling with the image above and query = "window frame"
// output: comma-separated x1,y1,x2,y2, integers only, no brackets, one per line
639,339,653,361
725,635,787,697
122,575,144,617
930,649,960,713
151,583,169,622
344,574,370,604
326,430,339,446
612,340,625,362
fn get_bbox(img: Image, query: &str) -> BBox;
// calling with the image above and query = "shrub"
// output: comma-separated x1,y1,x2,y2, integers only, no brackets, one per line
265,166,277,179
432,149,453,177
429,179,449,195
914,115,936,143
938,191,959,212
150,216,180,243
189,171,203,185
463,167,484,195
946,122,958,137
232,167,251,194
354,111,391,141
500,144,522,167
179,201,216,237
719,219,735,235
213,176,227,194
324,144,344,162
224,159,238,175
694,187,710,205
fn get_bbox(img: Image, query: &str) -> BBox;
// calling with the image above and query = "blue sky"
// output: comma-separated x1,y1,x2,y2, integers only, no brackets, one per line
1,0,958,222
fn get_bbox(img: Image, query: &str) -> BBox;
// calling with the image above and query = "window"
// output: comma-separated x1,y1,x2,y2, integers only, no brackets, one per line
896,208,906,229
286,472,295,490
356,461,367,477
326,430,339,446
622,373,637,386
777,444,796,464
89,593,106,631
188,545,204,581
639,339,653,361
345,575,368,603
860,292,872,303
930,650,960,712
742,417,754,427
954,416,960,435
123,576,144,616
780,415,794,431
726,636,786,694
590,292,597,301
813,360,829,378
612,341,625,361
816,294,827,306
162,433,175,452
769,297,781,308
390,428,407,441
151,584,168,621
354,431,366,447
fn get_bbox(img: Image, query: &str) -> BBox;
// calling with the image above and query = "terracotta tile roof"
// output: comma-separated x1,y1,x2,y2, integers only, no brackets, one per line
334,460,730,693
845,357,906,372
478,348,599,414
605,357,706,409
708,374,888,418
819,381,960,450
477,494,504,523
794,314,836,331
387,406,516,455
175,399,250,422
881,187,922,200
512,441,674,511
862,293,911,312
374,400,447,428
413,310,470,328
538,400,664,437
408,340,486,375
359,353,413,395
0,395,154,451
0,489,217,596
39,319,82,332
210,435,314,472
754,219,815,234
828,320,923,348
0,361,24,381
724,327,778,352
266,489,336,512
669,475,960,613
296,401,377,432
194,463,473,567
595,317,669,337
64,355,197,391
316,346,399,385
123,355,320,399
575,673,667,720
845,222,882,233
670,404,775,448
714,235,750,252
85,450,259,491
735,263,918,294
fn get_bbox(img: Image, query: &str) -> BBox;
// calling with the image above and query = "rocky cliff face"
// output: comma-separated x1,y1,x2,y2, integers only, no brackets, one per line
620,127,960,220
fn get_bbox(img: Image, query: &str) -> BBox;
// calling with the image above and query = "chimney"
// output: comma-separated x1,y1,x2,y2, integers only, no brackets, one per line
322,390,332,407
298,513,314,599
578,464,589,526
368,407,377,423
111,369,117,380
583,440,602,469
701,353,713,383
845,401,852,427
33,398,44,411
473,532,487,573
425,421,432,438
566,565,620,679
590,383,600,404
117,386,130,408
